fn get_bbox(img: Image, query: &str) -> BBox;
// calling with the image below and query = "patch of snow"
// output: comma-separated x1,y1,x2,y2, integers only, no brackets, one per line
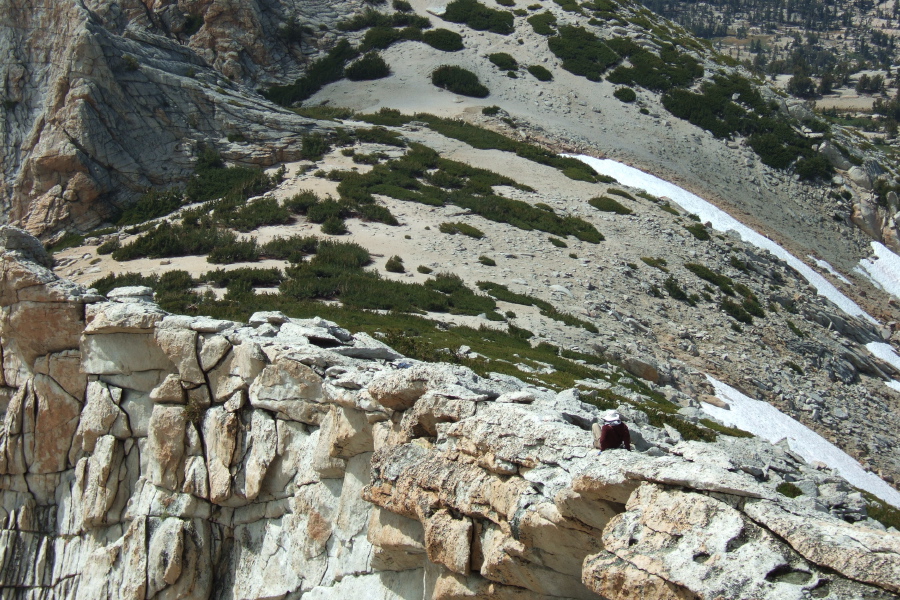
567,155,876,324
886,380,900,392
808,255,851,285
865,341,900,372
703,375,900,507
858,241,900,300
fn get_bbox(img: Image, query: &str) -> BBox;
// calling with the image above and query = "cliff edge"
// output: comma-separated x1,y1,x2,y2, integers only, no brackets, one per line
0,225,898,599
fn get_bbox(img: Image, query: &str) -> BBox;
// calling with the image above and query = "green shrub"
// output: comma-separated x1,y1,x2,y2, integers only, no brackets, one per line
787,320,806,338
301,133,331,160
479,255,496,266
261,235,319,262
482,105,502,116
527,64,553,81
721,297,753,324
355,127,407,147
96,238,121,255
321,217,349,235
549,236,568,247
661,73,828,175
284,190,321,215
776,482,803,498
417,265,434,274
264,39,358,106
443,0,515,34
527,11,556,35
489,52,518,70
684,222,710,240
422,28,465,51
293,105,355,121
548,26,618,81
118,189,184,226
346,52,392,80
207,234,260,264
416,114,604,182
205,267,284,288
641,257,668,271
663,276,690,303
699,418,753,438
360,25,423,51
785,361,804,375
222,197,293,232
439,221,485,238
607,189,634,200
385,255,405,272
613,86,636,102
589,196,632,214
393,0,413,11
431,65,489,97
605,40,703,93
684,263,733,295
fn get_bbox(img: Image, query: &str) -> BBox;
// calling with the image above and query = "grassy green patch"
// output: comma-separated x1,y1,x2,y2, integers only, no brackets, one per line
442,0,515,34
548,26,619,82
589,196,632,215
489,52,518,70
415,113,608,183
641,257,668,271
346,52,391,80
431,65,490,97
605,38,703,93
264,39,358,106
422,28,464,51
613,86,636,102
439,221,486,238
776,482,803,498
334,142,603,242
684,222,710,240
699,418,753,438
527,11,557,35
685,263,734,295
527,64,553,81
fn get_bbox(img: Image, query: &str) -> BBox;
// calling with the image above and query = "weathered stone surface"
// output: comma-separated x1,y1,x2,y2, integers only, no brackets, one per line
743,499,900,592
0,241,898,600
248,357,324,422
425,509,473,576
146,405,187,490
85,301,167,334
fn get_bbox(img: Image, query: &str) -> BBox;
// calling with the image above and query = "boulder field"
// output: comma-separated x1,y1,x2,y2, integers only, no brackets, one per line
0,225,898,599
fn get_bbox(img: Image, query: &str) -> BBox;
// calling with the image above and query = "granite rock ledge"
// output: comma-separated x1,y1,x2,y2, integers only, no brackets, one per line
0,227,898,599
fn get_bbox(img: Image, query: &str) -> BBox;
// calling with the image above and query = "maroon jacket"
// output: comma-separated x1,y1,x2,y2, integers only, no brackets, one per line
598,422,631,451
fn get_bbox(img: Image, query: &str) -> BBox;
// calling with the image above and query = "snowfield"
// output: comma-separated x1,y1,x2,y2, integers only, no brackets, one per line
567,155,900,507
858,241,900,300
567,155,876,323
704,376,900,508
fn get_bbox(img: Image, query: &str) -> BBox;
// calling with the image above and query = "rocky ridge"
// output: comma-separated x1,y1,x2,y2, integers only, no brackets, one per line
2,228,899,599
0,0,344,237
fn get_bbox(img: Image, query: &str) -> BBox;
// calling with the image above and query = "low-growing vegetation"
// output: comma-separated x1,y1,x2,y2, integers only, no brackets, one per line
548,26,619,81
431,65,490,97
527,11,557,35
613,86,637,103
439,221,485,238
422,28,464,51
442,0,515,35
527,64,553,81
589,196,632,214
330,142,604,242
488,52,518,71
345,52,391,80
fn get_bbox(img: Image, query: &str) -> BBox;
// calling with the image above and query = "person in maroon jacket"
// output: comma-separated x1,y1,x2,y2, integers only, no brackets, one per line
592,410,631,451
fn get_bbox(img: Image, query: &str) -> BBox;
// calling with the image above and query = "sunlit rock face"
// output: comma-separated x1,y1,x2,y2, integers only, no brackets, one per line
0,226,897,598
